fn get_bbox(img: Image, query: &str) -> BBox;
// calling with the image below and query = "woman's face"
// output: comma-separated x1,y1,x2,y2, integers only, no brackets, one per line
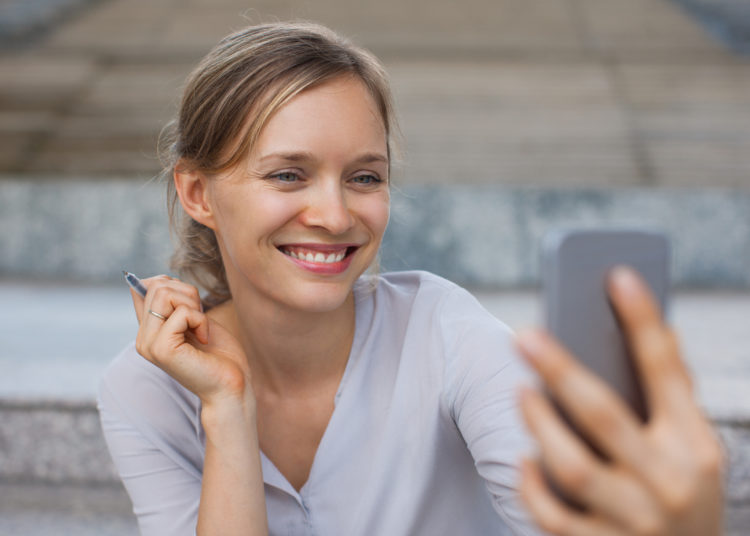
206,75,390,314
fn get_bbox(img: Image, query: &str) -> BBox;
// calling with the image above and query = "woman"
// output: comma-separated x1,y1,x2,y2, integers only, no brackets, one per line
98,21,724,535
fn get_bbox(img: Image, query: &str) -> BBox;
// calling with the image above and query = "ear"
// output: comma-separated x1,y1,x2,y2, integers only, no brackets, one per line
174,162,217,230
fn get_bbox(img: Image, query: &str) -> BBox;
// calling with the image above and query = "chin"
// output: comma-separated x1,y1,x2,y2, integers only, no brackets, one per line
280,280,356,314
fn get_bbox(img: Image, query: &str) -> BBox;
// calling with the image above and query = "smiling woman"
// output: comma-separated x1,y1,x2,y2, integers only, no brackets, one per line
97,21,724,536
160,22,396,310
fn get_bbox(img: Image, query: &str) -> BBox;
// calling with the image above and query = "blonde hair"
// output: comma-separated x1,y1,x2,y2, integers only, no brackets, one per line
160,21,398,306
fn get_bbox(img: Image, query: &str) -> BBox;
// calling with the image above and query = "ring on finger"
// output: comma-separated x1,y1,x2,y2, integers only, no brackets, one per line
148,309,168,321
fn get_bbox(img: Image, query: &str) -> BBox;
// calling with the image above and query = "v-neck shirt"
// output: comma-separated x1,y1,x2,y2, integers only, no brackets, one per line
98,270,541,535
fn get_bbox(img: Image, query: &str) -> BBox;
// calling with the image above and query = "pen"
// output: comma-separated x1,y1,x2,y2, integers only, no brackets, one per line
123,270,148,298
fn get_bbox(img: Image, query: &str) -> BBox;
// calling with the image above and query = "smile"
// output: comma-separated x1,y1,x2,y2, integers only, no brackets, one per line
279,245,355,265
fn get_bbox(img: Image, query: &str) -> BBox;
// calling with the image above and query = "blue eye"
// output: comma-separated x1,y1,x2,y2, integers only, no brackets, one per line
351,174,382,185
271,172,300,182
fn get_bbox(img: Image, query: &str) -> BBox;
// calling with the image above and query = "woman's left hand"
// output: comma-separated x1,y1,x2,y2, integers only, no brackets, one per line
516,267,724,536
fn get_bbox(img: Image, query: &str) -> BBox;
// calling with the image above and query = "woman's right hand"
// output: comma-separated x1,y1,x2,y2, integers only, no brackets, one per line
130,275,252,406
131,276,268,535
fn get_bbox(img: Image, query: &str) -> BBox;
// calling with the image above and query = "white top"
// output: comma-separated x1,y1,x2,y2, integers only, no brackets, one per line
98,271,542,535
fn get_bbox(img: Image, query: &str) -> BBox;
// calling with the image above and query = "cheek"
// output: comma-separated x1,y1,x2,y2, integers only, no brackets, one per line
358,193,390,238
214,189,298,240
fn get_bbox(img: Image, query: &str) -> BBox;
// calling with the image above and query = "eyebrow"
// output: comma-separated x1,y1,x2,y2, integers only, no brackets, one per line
258,151,389,165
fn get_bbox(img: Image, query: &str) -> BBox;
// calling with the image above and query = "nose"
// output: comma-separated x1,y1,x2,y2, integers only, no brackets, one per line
299,180,355,235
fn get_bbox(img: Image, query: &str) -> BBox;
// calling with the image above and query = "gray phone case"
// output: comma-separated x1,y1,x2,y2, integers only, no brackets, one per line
542,228,670,423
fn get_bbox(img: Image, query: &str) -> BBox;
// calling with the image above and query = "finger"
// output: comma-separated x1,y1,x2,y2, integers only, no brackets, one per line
129,274,170,323
143,279,203,326
519,457,625,536
136,279,207,358
607,267,693,417
516,330,648,470
140,306,216,399
147,305,210,369
159,304,210,352
520,386,660,528
144,297,209,345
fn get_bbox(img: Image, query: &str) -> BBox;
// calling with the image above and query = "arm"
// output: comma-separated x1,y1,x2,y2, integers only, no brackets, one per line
98,379,202,535
516,267,724,535
198,391,266,535
130,276,268,535
440,287,544,535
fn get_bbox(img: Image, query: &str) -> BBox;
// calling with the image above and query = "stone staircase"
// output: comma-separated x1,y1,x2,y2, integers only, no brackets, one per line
1,0,749,533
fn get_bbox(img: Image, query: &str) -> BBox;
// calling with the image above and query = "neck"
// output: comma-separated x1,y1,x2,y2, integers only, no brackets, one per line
212,289,356,398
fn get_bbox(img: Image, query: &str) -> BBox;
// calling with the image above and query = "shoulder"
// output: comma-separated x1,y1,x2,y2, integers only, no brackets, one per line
361,270,474,312
357,270,515,363
364,270,511,335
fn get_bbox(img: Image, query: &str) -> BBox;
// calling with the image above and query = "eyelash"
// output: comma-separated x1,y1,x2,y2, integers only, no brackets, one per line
351,174,383,185
267,172,384,186
270,171,300,183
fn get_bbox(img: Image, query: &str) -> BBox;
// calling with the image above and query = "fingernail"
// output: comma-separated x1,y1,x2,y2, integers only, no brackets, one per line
610,265,642,295
516,329,547,365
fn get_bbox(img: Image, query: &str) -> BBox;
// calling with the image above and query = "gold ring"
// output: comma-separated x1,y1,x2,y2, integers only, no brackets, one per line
148,309,168,321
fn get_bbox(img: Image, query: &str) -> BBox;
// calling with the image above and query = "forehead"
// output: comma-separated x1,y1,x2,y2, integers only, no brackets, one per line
251,76,388,159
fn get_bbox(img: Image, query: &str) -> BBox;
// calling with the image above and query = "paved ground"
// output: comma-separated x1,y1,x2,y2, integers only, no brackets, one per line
0,482,137,536
1,280,748,420
1,0,749,187
0,281,748,535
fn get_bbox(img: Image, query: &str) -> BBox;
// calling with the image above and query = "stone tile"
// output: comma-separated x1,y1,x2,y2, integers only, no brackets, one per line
388,60,638,185
54,113,168,138
398,143,640,186
26,148,162,176
0,481,133,516
617,62,750,106
25,128,163,174
0,55,96,96
615,62,750,188
574,0,727,56
43,1,174,55
158,8,264,53
220,0,584,55
725,504,750,536
0,483,137,536
0,110,57,133
634,106,750,138
75,64,188,113
0,405,118,483
0,133,32,171
388,60,618,104
645,139,750,187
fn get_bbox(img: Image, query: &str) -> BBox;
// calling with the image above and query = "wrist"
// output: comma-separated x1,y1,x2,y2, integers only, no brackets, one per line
200,389,258,434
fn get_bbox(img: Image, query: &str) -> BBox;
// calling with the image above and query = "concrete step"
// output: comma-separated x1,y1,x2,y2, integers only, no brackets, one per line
675,0,750,54
2,0,750,187
0,281,748,532
2,180,750,288
0,482,137,536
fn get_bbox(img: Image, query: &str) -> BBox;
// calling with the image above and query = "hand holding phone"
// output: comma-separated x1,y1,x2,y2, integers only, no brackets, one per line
515,229,724,536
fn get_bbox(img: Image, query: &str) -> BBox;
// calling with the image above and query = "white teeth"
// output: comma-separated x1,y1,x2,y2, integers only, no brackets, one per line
282,247,349,264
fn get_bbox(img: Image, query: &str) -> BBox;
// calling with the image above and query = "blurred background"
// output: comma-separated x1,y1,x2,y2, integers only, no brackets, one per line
0,0,748,534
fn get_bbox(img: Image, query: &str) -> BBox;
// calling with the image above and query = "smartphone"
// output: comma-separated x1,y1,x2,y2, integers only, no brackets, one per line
541,229,670,507
542,228,670,428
